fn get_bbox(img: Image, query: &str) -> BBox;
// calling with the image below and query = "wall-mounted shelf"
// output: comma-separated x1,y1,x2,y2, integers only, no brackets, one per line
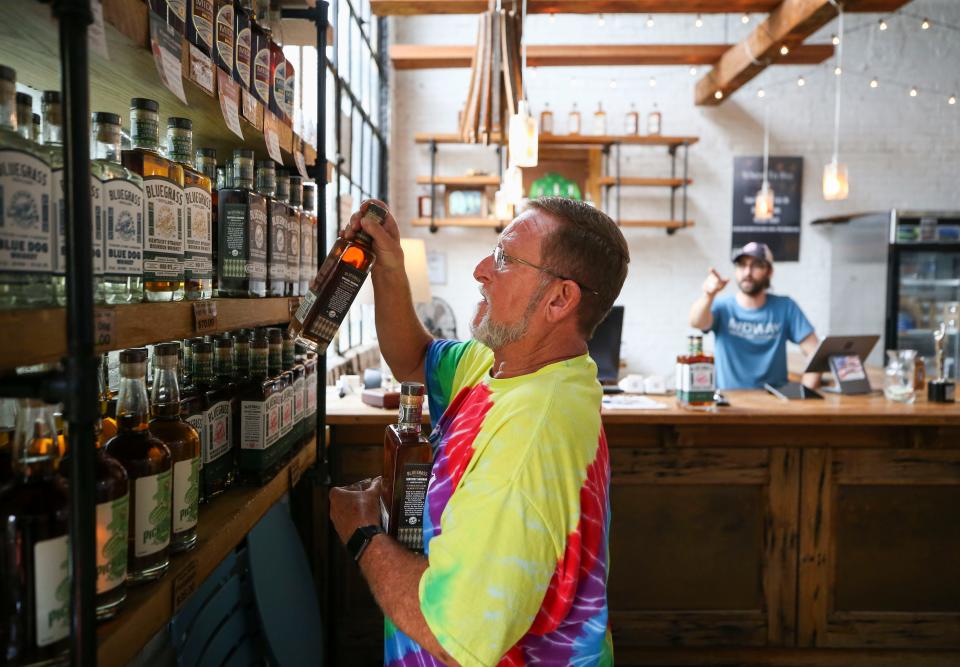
412,217,501,229
619,220,695,229
415,133,698,148
598,177,692,188
97,439,317,667
415,175,500,186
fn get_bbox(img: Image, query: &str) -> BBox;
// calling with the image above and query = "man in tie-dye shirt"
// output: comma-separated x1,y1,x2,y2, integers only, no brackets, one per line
330,197,630,666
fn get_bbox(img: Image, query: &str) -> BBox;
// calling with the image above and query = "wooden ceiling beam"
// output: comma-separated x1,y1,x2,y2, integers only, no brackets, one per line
391,43,833,69
694,0,912,105
373,0,912,16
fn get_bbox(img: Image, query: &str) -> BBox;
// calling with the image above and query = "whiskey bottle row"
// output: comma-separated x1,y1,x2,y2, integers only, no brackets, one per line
0,65,319,309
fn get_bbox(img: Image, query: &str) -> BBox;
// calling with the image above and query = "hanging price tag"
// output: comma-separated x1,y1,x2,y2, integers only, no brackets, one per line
288,454,304,490
189,44,214,95
94,308,116,349
192,301,219,334
217,70,243,139
89,0,109,60
294,151,308,179
149,10,187,103
241,90,262,129
264,113,283,164
172,559,199,612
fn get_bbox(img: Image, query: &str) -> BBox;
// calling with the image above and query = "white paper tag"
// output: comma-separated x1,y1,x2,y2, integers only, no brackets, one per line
189,44,214,95
89,0,109,60
217,69,243,139
150,10,187,104
264,114,283,164
295,151,308,179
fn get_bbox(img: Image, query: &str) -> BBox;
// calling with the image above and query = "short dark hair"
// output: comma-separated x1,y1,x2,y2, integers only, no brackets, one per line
525,197,630,338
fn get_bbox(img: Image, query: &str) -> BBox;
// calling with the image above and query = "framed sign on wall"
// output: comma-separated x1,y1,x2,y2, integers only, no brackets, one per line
731,156,804,262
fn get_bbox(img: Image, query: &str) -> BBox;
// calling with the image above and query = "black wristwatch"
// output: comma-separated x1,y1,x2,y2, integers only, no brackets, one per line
347,525,385,562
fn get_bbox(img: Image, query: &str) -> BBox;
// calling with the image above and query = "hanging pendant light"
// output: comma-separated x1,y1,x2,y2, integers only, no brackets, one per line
503,164,524,204
754,91,775,221
823,2,849,200
507,0,538,167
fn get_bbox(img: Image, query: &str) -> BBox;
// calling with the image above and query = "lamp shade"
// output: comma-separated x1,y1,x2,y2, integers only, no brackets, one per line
753,181,775,221
822,160,849,200
509,100,539,168
356,238,432,305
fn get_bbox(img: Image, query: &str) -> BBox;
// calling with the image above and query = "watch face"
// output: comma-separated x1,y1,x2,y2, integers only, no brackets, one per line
348,525,383,561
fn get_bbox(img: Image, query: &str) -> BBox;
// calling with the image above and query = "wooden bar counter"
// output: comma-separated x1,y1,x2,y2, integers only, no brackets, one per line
323,388,960,666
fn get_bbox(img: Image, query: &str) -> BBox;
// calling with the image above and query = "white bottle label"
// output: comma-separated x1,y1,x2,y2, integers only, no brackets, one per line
184,184,213,280
215,3,234,70
241,399,264,450
306,372,316,417
52,171,104,277
0,149,52,273
134,469,172,557
205,399,232,463
103,177,144,277
265,393,281,448
287,214,300,282
253,44,270,102
280,385,293,437
172,457,200,534
293,375,305,425
96,494,129,595
34,534,70,648
143,176,184,282
186,412,206,471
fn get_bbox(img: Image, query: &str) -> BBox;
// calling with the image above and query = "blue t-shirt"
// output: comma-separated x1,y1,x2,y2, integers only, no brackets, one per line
708,294,814,389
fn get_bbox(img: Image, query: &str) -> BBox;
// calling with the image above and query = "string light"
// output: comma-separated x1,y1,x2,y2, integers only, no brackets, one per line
910,87,918,97
832,34,840,45
879,18,888,30
921,17,931,30
797,76,806,87
689,66,698,76
741,13,750,24
757,88,765,98
714,90,724,100
597,14,605,27
835,66,842,76
649,76,657,87
695,14,703,28
870,78,879,88
646,14,654,28
950,95,957,105
780,45,790,56
823,3,848,201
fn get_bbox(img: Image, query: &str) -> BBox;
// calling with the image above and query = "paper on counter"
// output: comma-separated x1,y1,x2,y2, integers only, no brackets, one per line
602,395,668,410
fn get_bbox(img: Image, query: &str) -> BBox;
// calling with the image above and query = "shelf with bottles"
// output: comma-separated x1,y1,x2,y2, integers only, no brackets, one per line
96,434,317,667
0,297,301,372
597,176,692,189
2,0,317,166
414,132,698,148
411,217,502,229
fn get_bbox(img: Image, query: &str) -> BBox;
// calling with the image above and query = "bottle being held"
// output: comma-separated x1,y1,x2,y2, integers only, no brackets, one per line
290,202,387,351
381,382,432,552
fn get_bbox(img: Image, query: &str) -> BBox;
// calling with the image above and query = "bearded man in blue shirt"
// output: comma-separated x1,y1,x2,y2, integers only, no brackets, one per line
688,242,821,390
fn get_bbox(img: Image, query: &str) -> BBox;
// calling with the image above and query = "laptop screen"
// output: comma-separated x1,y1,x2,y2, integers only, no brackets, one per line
587,306,624,384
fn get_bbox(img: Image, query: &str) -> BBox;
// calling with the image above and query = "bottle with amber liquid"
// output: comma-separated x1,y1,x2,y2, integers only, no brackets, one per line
167,118,213,300
204,336,239,498
0,400,70,663
217,149,267,297
268,328,293,463
380,382,432,552
678,335,715,411
540,102,554,135
150,343,201,553
104,348,173,583
258,161,288,297
239,336,282,483
283,328,305,451
289,202,387,351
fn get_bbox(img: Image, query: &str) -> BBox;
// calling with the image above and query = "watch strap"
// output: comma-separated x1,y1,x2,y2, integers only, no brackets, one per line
347,524,385,562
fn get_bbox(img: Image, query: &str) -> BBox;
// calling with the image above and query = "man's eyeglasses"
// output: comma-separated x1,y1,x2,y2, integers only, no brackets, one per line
493,244,600,296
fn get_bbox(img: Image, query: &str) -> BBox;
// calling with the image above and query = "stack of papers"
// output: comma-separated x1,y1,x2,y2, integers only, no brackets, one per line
602,395,668,410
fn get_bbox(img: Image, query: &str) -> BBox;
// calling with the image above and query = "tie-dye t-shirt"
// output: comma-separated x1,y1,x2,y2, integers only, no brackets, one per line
384,339,613,667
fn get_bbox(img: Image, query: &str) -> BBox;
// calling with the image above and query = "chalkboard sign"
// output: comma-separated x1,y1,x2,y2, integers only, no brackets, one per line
731,156,803,262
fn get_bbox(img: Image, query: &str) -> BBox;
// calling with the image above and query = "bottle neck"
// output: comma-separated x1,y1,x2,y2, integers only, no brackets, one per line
193,353,214,386
151,359,182,417
268,344,282,376
197,156,217,181
282,340,294,369
236,344,251,378
43,103,63,146
131,109,160,151
116,362,150,431
92,123,122,162
166,127,193,164
12,400,61,477
251,348,268,378
215,349,235,381
397,396,423,434
16,103,32,141
0,80,15,132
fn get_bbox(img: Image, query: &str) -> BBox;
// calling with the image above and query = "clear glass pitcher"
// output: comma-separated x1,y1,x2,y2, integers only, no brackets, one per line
884,349,917,403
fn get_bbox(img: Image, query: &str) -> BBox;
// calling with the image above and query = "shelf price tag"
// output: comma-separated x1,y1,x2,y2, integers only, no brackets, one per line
94,308,116,349
241,90,262,130
217,70,243,139
189,44,215,96
192,301,219,334
294,150,308,179
149,10,188,104
89,0,109,60
172,559,199,613
288,453,304,490
264,114,283,164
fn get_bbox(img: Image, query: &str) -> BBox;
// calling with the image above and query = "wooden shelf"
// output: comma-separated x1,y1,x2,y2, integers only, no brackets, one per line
411,217,501,229
415,133,698,147
3,0,317,167
97,438,318,667
619,220,695,229
415,175,500,186
0,298,299,372
373,0,910,15
599,177,692,188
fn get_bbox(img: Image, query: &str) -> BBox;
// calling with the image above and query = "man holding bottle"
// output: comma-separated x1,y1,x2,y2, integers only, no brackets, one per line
329,197,629,666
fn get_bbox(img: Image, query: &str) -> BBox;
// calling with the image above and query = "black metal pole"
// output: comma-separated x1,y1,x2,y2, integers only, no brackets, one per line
52,0,97,664
429,140,437,233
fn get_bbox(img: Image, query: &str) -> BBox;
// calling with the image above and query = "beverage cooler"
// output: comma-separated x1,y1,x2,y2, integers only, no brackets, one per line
816,210,960,379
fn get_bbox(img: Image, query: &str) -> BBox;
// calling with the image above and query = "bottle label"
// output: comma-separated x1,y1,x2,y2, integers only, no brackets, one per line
280,385,293,436
253,44,271,103
283,62,295,118
294,288,317,324
235,26,251,87
96,494,129,595
272,58,286,114
214,2,234,71
265,392,281,447
143,176,184,282
293,375,304,424
34,534,70,648
103,177,144,277
306,263,369,345
91,177,105,276
205,399,232,463
269,206,287,280
240,399,264,449
299,217,311,282
169,0,187,22
134,469,172,557
172,456,200,533
397,462,431,552
248,199,267,279
191,0,213,50
287,213,300,282
186,412,206,470
184,184,213,281
220,200,266,281
52,172,104,277
687,362,715,403
0,148,52,274
306,371,316,417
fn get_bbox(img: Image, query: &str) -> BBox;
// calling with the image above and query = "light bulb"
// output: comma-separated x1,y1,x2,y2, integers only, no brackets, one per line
714,90,724,100
649,76,656,88
835,66,842,76
754,181,775,221
797,76,806,87
689,66,697,76
870,78,879,88
597,13,605,27
780,45,790,56
695,14,703,28
921,18,930,30
910,87,918,97
757,89,765,98
822,160,849,201
832,34,840,45
741,13,750,24
879,18,888,31
609,79,617,89
508,101,538,168
646,14,654,28
950,95,957,105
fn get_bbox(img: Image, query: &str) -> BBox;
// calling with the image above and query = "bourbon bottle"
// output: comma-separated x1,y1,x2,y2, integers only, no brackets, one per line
677,335,715,411
239,336,282,484
290,202,387,351
104,348,173,583
381,382,432,552
0,400,70,662
167,118,213,301
204,336,239,498
258,160,287,297
149,342,201,553
217,149,267,297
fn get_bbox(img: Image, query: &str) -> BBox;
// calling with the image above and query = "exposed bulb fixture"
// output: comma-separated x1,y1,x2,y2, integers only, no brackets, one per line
597,13,605,27
780,45,790,56
695,14,703,28
714,90,724,100
823,4,848,201
950,95,958,105
757,88,765,98
797,76,806,87
835,66,842,76
910,87,918,97
879,18,888,30
870,78,879,88
921,18,931,30
755,90,774,221
689,66,698,76
832,34,840,45
646,14,654,28
822,160,849,201
741,13,750,24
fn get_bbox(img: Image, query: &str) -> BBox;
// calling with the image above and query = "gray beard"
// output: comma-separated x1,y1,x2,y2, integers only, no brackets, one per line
470,280,548,350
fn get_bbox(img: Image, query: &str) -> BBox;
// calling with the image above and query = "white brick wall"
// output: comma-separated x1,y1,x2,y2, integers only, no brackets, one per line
387,1,960,378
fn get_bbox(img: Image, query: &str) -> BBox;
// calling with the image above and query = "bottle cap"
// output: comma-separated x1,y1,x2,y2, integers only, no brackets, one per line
130,97,160,113
0,65,15,83
167,117,192,130
400,382,425,396
16,92,32,107
364,203,387,222
92,111,121,126
267,327,283,343
42,90,61,104
215,336,235,349
154,342,180,357
119,347,148,363
192,341,213,354
251,337,269,349
233,148,255,159
196,147,217,158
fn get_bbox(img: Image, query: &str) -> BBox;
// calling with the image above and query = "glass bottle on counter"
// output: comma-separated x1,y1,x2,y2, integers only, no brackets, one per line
104,347,173,583
567,102,581,135
0,67,54,309
301,182,318,294
676,335,715,411
217,149,267,297
92,111,145,305
381,382,432,552
149,342,200,553
204,336,238,498
239,335,282,483
258,160,287,297
279,170,300,297
165,118,213,301
289,202,387,351
540,102,554,135
122,98,185,302
0,399,70,662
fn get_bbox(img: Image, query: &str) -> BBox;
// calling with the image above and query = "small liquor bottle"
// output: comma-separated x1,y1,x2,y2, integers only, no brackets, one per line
93,112,145,305
568,102,581,135
592,102,607,136
291,175,309,296
239,336,282,483
214,0,235,75
196,147,218,292
301,183,318,293
0,400,70,662
217,149,267,297
187,0,215,58
278,170,300,297
268,328,293,462
0,67,54,309
104,348,173,583
625,103,640,136
381,382,432,552
149,343,201,553
648,103,662,136
284,328,305,450
289,203,387,351
540,102,554,135
250,15,272,106
204,336,238,498
233,0,253,91
122,98,185,302
258,161,287,297
269,35,286,122
180,340,210,504
167,118,213,300
679,335,715,411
